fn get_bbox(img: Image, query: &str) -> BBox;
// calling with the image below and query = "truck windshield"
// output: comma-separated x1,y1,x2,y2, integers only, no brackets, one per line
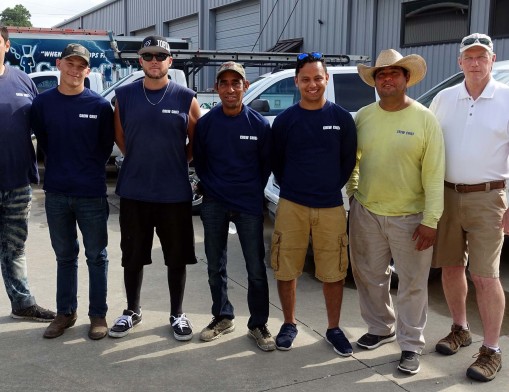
244,75,267,98
101,73,132,98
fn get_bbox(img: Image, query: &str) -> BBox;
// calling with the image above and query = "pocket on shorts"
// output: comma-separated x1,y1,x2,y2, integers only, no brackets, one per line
271,231,282,271
338,233,349,274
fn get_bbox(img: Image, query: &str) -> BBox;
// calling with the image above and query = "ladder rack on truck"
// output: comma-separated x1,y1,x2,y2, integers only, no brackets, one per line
114,48,370,67
108,34,371,81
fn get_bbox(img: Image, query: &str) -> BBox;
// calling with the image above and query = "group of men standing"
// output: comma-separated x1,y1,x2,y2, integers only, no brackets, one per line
1,23,507,383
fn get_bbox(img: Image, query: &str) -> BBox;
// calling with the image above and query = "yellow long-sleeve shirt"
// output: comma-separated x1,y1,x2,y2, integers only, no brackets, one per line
346,101,445,228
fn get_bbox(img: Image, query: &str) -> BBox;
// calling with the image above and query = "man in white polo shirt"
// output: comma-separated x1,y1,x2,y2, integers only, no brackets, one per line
430,33,509,382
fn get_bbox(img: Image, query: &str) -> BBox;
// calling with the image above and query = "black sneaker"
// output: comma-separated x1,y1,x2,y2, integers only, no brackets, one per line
275,323,298,351
325,327,353,357
357,331,396,349
398,351,420,374
170,313,193,341
108,309,142,338
11,304,56,322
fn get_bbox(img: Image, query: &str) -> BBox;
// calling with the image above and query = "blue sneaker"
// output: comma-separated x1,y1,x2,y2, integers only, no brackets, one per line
326,327,353,357
276,323,298,351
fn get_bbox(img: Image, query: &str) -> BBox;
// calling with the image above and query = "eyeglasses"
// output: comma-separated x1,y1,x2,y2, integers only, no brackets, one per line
141,53,169,62
461,37,492,47
297,52,323,62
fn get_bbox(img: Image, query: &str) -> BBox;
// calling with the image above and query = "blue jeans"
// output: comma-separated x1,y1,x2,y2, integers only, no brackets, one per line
200,196,269,329
0,186,36,311
45,193,109,317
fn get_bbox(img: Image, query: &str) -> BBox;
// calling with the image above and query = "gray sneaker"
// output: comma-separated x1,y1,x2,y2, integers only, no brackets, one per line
398,351,420,374
200,317,235,341
248,325,276,352
436,324,471,355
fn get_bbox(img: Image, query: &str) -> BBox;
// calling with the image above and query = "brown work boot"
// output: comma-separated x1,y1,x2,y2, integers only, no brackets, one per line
466,346,502,382
435,324,471,355
43,312,77,339
88,317,108,340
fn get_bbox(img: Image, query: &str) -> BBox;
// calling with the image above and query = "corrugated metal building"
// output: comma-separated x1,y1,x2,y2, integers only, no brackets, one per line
55,0,509,97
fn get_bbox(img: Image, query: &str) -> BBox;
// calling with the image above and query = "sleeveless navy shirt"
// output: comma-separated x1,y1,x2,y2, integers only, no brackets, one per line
115,80,195,203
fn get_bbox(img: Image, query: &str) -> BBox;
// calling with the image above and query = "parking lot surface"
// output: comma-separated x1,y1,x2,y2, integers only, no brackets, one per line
0,170,508,392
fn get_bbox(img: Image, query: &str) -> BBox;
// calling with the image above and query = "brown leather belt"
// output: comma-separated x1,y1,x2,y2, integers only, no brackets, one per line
444,180,506,193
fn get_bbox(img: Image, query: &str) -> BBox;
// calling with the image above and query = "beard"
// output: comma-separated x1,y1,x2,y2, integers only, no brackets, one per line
143,68,167,79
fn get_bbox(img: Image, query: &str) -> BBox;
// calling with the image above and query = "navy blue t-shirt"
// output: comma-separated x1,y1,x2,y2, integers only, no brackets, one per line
271,101,357,208
0,65,39,190
193,104,271,216
31,88,114,197
115,80,195,203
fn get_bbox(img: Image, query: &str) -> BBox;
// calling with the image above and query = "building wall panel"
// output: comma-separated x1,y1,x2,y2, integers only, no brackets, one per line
257,0,352,55
168,15,199,50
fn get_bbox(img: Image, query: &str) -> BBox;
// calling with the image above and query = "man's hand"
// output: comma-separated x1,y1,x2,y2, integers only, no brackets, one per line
501,209,509,235
412,224,437,251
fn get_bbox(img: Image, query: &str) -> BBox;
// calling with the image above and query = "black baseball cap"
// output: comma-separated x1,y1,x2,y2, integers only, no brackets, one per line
138,35,171,55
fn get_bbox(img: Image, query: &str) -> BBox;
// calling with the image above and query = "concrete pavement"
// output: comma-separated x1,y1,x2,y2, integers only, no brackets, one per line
0,178,508,392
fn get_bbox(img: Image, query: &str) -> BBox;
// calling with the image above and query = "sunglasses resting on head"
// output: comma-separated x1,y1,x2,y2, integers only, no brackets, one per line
460,37,492,47
297,52,323,62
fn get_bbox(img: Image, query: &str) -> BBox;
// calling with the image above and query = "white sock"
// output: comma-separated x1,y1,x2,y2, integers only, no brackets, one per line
485,344,501,352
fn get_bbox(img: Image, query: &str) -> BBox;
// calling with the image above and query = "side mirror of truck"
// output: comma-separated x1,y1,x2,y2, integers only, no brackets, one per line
249,99,270,114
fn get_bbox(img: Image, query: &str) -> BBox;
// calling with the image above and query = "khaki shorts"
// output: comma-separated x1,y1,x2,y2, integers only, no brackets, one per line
271,198,349,282
432,187,507,278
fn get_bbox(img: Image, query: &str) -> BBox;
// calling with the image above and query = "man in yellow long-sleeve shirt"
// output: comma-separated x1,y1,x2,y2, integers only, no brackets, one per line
346,49,444,375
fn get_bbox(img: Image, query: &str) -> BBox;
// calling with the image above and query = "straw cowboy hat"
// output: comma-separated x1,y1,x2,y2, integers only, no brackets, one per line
357,49,427,87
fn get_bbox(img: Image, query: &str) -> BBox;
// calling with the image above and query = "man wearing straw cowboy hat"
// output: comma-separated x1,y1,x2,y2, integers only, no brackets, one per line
430,33,508,382
346,49,445,374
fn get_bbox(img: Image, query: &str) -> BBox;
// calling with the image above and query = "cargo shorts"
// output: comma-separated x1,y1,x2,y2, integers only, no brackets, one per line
270,198,349,282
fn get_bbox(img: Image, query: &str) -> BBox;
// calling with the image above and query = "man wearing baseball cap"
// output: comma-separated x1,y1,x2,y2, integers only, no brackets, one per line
193,61,275,351
109,35,201,342
31,42,114,340
347,49,444,374
430,33,508,382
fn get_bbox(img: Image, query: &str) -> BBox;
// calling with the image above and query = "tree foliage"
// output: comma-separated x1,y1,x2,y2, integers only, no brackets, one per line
1,4,32,27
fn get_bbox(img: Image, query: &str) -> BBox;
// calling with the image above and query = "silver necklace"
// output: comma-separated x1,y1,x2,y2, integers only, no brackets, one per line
143,81,170,106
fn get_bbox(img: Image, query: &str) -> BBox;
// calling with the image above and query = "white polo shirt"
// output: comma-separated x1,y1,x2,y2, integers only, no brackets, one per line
430,79,509,184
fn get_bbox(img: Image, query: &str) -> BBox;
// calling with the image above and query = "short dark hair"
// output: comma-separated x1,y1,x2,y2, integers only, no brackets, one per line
0,25,9,43
295,53,327,76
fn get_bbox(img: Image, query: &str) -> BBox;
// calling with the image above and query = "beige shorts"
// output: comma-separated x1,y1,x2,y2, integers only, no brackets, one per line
270,198,349,282
432,187,507,278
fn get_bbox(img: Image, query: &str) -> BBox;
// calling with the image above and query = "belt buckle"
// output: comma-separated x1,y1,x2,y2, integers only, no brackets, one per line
454,183,461,192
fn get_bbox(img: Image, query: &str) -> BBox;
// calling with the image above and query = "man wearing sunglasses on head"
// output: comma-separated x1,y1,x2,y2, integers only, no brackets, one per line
270,52,357,356
109,35,201,341
430,33,509,382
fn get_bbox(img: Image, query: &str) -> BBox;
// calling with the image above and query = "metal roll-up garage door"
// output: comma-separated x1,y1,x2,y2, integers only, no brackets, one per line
168,15,200,90
168,15,199,50
133,26,157,36
215,0,260,82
